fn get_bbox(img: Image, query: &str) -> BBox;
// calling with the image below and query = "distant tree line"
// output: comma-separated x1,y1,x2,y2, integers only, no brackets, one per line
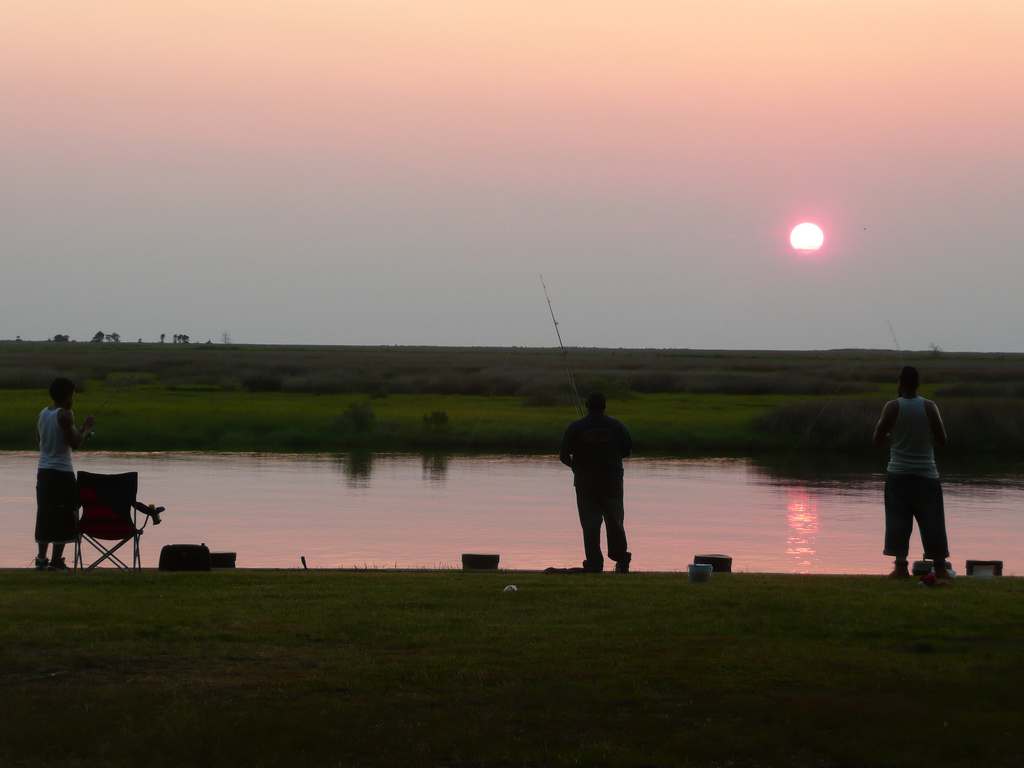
39,330,229,344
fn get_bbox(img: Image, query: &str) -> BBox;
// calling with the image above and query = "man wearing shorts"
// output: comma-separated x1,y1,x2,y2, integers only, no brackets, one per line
34,377,94,571
873,366,951,581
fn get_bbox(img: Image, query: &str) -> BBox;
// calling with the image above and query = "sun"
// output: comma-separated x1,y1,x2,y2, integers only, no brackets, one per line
790,222,825,251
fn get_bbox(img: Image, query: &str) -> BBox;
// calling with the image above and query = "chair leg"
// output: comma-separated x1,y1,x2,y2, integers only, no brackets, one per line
82,535,133,570
133,511,140,571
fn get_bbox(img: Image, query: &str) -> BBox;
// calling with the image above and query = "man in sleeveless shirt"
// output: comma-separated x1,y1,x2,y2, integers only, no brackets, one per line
559,392,633,573
35,378,94,571
872,366,951,581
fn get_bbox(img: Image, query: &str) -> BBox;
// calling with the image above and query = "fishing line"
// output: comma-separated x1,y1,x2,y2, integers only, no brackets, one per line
540,274,584,417
886,319,901,354
82,388,119,442
793,321,903,451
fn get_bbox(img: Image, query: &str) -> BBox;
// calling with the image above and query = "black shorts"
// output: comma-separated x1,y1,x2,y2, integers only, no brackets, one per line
883,473,949,561
35,469,78,544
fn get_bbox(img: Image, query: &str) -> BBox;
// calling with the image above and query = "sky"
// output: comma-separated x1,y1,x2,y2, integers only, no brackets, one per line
3,1,1023,350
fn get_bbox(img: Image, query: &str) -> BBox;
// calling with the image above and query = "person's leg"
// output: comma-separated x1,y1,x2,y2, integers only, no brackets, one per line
35,541,49,569
34,471,50,569
47,473,76,570
914,478,950,579
576,487,604,571
883,474,913,577
604,487,630,571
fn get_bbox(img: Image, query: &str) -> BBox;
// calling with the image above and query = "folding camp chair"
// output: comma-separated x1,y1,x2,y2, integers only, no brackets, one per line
74,471,164,571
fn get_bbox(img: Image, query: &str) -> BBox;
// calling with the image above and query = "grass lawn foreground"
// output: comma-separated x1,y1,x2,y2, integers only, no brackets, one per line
2,571,1022,767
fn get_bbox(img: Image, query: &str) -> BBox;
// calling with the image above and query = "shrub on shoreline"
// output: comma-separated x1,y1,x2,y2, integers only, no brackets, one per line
336,402,376,434
753,397,1024,455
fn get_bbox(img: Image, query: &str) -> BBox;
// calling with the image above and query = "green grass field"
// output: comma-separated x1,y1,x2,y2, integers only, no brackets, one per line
0,384,820,453
2,571,1022,767
2,341,1023,454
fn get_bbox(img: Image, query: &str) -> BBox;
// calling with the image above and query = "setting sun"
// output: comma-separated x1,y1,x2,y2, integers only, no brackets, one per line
790,222,825,251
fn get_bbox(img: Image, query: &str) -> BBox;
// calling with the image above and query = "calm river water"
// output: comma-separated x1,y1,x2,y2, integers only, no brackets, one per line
1,451,1020,573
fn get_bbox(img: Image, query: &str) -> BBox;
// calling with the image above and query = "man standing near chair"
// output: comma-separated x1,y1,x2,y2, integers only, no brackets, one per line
560,392,633,572
34,378,94,571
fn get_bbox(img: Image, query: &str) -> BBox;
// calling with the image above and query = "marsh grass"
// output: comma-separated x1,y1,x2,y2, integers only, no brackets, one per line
754,397,1024,455
0,342,923,395
0,387,814,453
2,342,1023,454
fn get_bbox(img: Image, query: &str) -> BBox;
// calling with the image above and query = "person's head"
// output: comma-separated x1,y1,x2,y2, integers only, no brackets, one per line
897,366,919,397
49,377,76,408
585,392,606,414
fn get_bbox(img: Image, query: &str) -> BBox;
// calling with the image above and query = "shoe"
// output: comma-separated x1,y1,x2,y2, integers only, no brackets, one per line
888,568,911,579
615,553,632,573
920,572,952,588
34,556,48,571
582,560,604,573
47,557,68,571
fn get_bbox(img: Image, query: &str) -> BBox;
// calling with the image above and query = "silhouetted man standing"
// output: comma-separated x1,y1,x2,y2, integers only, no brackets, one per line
560,392,632,572
873,366,951,582
34,377,94,571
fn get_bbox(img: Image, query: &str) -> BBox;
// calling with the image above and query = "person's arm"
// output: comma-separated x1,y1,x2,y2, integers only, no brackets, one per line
559,425,574,469
924,400,948,448
872,400,899,447
620,423,632,458
58,409,95,450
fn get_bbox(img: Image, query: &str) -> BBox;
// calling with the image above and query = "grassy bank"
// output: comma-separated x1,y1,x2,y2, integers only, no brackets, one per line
2,342,1023,454
2,571,1022,767
0,385,824,453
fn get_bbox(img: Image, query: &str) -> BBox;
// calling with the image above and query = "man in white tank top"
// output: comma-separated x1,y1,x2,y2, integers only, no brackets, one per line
34,377,95,570
872,366,951,581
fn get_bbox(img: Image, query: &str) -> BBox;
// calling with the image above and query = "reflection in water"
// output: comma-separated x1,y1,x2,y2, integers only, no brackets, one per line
785,489,819,572
337,451,374,488
421,454,449,486
1,452,1022,572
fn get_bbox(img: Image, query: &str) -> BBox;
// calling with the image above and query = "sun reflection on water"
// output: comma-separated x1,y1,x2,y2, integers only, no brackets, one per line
786,489,820,572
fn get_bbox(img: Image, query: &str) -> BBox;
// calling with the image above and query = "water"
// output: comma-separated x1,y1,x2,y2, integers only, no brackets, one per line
1,451,1020,573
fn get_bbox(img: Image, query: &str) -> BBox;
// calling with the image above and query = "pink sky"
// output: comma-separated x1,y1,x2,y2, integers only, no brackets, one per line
3,2,1023,347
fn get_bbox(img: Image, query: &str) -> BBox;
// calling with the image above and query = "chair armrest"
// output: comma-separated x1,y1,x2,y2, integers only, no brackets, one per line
132,502,165,524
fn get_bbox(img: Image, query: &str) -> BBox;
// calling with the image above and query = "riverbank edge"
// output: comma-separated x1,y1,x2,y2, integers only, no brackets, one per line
5,568,1016,577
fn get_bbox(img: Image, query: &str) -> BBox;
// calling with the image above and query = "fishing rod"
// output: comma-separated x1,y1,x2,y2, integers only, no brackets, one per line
794,321,904,451
886,320,901,354
82,392,115,443
540,274,584,416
